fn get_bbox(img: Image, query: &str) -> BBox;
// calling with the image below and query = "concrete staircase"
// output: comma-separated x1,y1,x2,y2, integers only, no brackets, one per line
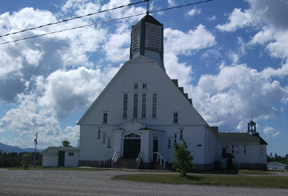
114,159,137,169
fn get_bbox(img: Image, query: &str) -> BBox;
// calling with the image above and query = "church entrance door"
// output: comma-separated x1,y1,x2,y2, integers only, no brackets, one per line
123,139,141,159
123,132,141,159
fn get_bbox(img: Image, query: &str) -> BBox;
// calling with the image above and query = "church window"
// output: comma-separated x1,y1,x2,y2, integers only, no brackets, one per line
152,93,157,118
174,134,177,144
107,138,111,148
123,94,128,119
180,130,183,140
97,129,101,139
134,83,138,89
103,113,108,124
260,147,263,154
243,145,246,154
168,138,171,148
173,112,178,124
133,93,138,118
142,93,146,118
102,133,106,143
142,83,147,89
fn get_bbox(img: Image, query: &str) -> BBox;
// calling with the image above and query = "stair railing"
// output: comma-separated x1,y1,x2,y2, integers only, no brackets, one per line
111,151,119,168
153,152,166,170
136,152,143,169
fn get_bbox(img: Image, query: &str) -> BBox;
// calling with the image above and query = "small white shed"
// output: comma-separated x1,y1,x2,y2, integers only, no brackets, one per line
42,147,79,167
267,162,288,170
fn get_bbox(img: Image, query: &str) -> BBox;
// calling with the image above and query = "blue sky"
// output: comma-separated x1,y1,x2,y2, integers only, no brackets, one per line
0,0,287,156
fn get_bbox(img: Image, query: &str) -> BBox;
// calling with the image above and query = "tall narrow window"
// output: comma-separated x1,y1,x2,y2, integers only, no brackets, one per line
103,113,108,123
174,134,177,144
152,93,157,118
123,94,128,119
102,133,106,143
180,130,183,140
97,129,101,139
168,138,171,148
142,93,146,118
243,145,246,154
133,94,138,118
173,112,178,123
107,138,111,148
232,145,235,153
236,145,239,154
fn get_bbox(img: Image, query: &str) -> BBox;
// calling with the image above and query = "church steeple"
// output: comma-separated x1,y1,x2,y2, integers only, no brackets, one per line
130,13,165,71
248,119,256,135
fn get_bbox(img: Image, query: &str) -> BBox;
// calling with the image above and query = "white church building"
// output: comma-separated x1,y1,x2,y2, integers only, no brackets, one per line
43,14,268,170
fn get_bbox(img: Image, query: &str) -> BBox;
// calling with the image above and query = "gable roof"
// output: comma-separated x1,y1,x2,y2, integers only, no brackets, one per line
77,56,157,125
267,162,287,167
218,132,268,145
42,147,79,155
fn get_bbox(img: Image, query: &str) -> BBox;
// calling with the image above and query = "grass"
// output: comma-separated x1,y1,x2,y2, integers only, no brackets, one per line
238,169,271,175
112,173,288,189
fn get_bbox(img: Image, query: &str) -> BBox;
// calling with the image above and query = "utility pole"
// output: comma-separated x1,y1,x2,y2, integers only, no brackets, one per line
33,132,38,167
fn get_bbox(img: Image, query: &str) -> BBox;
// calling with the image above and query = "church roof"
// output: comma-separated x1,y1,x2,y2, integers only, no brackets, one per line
136,14,162,26
218,132,268,145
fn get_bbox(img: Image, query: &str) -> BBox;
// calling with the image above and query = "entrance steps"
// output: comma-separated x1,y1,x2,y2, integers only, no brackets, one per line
114,158,137,169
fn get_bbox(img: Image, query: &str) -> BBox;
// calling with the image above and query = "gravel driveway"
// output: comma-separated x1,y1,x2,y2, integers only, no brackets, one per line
0,169,287,196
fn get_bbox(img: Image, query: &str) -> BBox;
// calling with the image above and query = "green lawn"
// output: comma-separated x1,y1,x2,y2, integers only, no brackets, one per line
112,173,288,189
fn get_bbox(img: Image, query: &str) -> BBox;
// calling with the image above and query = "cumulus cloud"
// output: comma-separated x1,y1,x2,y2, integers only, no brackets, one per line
217,0,288,62
263,126,280,139
190,63,288,131
164,25,216,55
187,8,201,18
216,8,252,32
38,66,119,117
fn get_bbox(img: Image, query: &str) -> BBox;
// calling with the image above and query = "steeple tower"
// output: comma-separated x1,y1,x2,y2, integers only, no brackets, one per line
248,118,256,135
130,13,165,71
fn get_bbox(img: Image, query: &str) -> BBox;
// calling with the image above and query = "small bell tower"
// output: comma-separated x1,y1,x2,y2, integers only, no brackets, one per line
130,10,165,71
248,117,256,135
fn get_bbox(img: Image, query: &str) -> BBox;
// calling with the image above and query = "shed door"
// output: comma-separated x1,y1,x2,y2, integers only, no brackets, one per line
58,151,65,166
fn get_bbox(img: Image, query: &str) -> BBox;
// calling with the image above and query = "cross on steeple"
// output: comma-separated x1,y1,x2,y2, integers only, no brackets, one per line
146,0,150,14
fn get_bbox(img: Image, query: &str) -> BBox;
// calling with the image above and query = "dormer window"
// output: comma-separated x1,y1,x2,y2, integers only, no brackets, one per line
134,83,138,89
142,83,147,89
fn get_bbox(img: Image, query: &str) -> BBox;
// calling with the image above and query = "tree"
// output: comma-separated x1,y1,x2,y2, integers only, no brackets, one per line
62,139,71,147
21,153,30,169
173,140,195,176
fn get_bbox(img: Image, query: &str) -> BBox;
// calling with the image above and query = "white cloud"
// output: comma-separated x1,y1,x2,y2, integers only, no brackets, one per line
187,8,201,17
263,126,280,139
102,29,130,62
168,0,177,7
216,8,252,32
207,15,216,21
217,0,288,62
165,52,193,87
191,63,288,130
164,25,216,55
38,66,119,117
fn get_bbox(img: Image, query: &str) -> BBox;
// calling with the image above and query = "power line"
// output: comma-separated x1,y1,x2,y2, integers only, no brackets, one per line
0,0,215,45
0,13,146,45
0,0,149,38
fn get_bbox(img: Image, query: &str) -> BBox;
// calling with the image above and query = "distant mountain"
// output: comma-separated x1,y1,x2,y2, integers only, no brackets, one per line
0,142,43,153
